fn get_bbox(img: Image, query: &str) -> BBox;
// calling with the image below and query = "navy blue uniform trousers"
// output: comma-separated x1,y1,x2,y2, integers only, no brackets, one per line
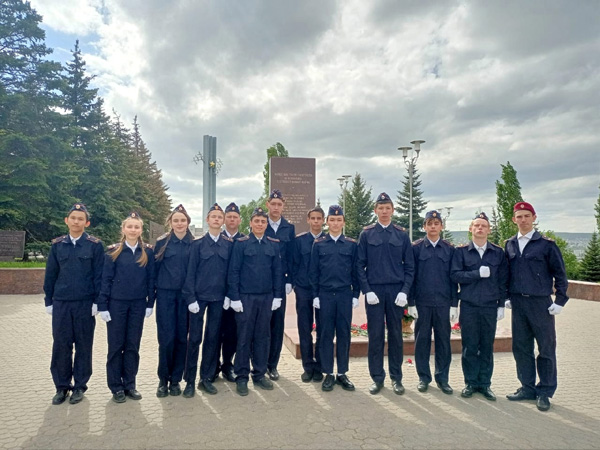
319,290,352,374
185,300,223,383
234,294,272,382
216,307,237,376
414,305,451,384
295,286,321,373
155,288,188,384
51,299,95,391
459,303,497,388
511,294,557,397
106,298,146,393
366,283,405,383
268,295,286,371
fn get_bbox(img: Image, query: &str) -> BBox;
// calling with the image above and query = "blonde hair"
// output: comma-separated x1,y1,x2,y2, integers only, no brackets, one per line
110,216,148,267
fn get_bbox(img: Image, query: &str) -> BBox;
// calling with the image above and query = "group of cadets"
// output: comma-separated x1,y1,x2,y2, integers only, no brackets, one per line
44,191,568,412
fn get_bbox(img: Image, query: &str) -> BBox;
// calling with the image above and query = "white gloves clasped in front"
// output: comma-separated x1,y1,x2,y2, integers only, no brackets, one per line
479,266,490,278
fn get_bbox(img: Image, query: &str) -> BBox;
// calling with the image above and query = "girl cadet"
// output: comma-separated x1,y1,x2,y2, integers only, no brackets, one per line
98,212,155,403
181,203,234,398
153,204,194,398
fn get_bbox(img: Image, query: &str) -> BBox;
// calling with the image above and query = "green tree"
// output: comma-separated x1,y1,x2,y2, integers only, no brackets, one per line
489,207,501,245
263,142,288,197
595,184,600,232
394,163,427,240
542,231,579,280
338,173,374,239
495,162,523,242
579,232,600,282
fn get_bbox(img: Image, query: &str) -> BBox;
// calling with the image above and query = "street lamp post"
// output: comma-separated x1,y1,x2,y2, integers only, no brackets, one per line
399,140,425,241
439,206,453,240
337,175,351,235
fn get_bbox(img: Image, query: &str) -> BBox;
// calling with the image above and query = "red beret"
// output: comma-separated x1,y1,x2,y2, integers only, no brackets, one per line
513,202,535,215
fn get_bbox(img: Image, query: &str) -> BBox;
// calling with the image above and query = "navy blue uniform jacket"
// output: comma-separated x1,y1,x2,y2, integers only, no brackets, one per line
98,244,155,311
505,231,569,306
227,234,283,299
292,231,324,290
450,241,508,308
309,234,360,299
43,233,104,306
265,217,295,285
183,233,233,304
410,238,458,307
153,231,194,292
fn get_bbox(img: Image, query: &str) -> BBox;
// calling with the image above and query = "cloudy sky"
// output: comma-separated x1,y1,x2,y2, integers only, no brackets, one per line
30,0,600,232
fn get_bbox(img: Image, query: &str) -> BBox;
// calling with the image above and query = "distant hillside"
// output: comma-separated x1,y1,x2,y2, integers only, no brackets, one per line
446,231,593,259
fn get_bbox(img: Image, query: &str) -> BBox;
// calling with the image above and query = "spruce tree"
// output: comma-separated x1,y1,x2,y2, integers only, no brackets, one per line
579,232,600,282
338,173,374,239
394,163,427,240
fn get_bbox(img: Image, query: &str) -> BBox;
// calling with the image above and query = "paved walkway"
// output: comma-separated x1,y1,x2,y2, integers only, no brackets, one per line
0,294,599,449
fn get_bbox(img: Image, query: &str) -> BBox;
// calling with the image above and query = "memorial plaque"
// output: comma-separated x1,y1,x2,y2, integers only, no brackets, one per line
148,221,166,245
270,157,316,234
0,231,26,261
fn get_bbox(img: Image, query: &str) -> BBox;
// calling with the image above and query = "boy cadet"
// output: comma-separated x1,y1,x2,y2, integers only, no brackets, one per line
309,205,359,392
450,212,508,401
213,202,246,383
44,203,104,405
227,207,283,396
292,206,326,382
264,189,295,380
357,192,415,395
409,210,458,394
505,201,568,412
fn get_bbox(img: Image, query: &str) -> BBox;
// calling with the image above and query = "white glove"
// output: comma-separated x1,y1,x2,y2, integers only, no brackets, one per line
505,300,512,309
395,292,408,307
408,306,418,319
449,306,458,321
548,304,563,315
313,297,320,309
366,292,379,305
92,303,98,316
145,308,153,318
285,283,292,295
100,311,112,322
479,266,490,278
272,298,282,311
497,307,505,321
45,305,53,315
188,301,200,314
352,298,359,309
223,297,231,310
231,300,243,313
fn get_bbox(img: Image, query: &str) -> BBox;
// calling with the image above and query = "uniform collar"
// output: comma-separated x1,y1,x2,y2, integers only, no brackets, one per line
426,238,440,247
125,241,139,253
518,229,535,240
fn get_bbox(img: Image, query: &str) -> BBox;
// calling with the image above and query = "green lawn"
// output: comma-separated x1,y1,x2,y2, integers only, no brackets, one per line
0,261,46,268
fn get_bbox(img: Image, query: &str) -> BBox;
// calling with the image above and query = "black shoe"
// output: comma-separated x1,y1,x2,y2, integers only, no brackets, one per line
52,389,68,405
312,371,324,382
436,382,453,395
392,381,405,395
198,379,218,395
112,391,126,403
222,369,236,383
507,387,536,401
461,385,475,398
322,374,335,392
536,395,551,411
417,381,429,393
369,382,384,395
254,377,274,390
267,368,280,381
336,375,355,391
169,382,182,396
183,382,195,398
125,389,142,400
481,387,496,401
69,389,84,404
236,381,248,396
301,370,313,383
156,381,168,398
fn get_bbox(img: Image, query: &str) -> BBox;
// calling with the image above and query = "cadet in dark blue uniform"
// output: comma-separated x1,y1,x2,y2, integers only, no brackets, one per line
357,192,415,395
227,207,283,396
98,212,155,403
182,203,233,397
265,189,295,381
309,205,359,392
214,202,246,383
153,204,194,398
505,201,569,412
292,206,325,383
44,203,104,405
450,212,508,401
409,210,458,395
